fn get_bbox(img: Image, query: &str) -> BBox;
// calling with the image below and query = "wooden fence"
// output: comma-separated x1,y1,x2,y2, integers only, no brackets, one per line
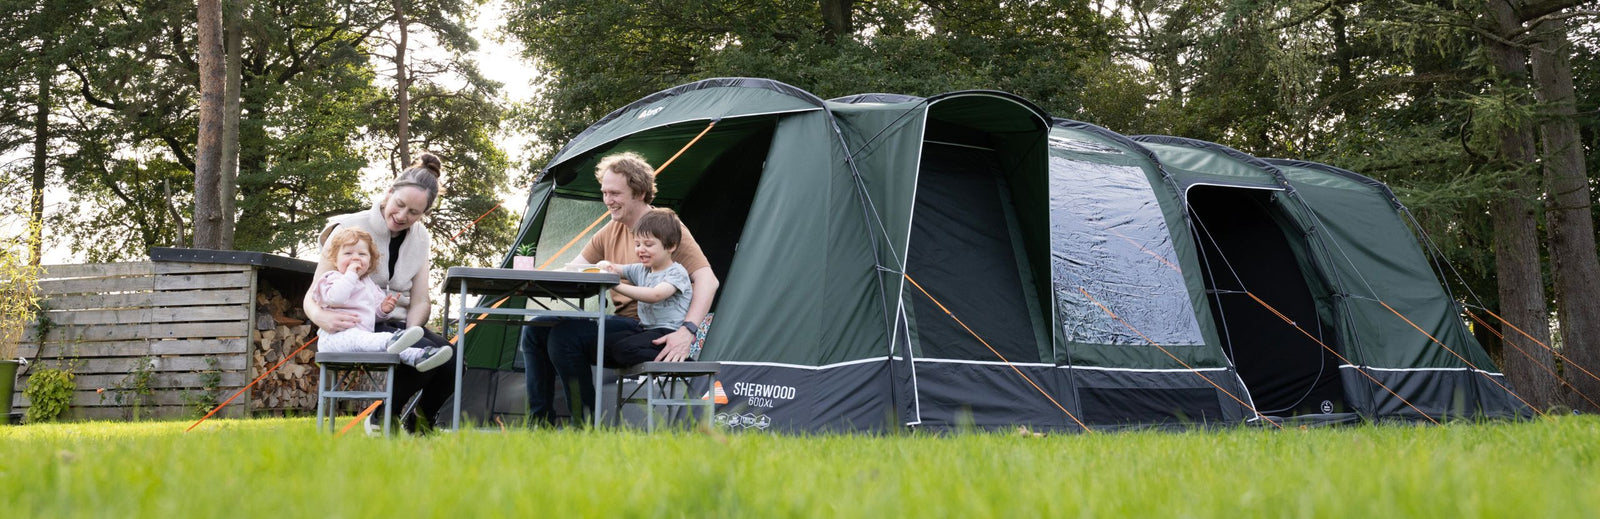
11,252,316,420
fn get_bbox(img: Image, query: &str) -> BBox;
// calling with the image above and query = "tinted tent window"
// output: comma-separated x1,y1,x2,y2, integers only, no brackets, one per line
1049,154,1202,347
534,196,607,269
906,143,1039,361
1187,186,1345,415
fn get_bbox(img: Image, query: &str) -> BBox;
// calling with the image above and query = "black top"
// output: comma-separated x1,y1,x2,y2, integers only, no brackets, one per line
388,228,408,275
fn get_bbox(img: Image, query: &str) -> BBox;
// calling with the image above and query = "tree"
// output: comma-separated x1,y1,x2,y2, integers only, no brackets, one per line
504,0,1119,165
195,0,226,249
219,0,244,249
1530,14,1600,410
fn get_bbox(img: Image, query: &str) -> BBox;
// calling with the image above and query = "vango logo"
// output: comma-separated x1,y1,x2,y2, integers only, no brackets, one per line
636,106,665,119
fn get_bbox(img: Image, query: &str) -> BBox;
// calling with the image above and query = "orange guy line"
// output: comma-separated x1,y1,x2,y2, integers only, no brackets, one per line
906,275,1092,432
1244,292,1439,425
1377,300,1546,419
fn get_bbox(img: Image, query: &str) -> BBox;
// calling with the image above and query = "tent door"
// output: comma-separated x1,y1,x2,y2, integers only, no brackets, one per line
1186,185,1348,416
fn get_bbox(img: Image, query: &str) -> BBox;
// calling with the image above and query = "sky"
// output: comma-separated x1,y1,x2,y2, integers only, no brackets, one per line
6,1,542,266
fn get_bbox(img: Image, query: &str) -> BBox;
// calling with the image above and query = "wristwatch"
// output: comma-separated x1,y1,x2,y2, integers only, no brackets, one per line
680,320,700,336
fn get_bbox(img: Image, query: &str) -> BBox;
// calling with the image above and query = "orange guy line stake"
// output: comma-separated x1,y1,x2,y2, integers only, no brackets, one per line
906,275,1092,432
1245,292,1439,425
1079,287,1283,429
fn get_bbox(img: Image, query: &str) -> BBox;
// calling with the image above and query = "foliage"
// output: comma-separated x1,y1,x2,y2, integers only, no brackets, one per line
21,367,74,423
103,356,156,421
180,357,223,418
0,222,42,360
0,0,515,269
2,417,1600,516
503,0,1120,170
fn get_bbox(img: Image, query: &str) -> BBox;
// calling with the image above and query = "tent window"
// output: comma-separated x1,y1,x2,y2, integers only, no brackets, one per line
1048,157,1203,347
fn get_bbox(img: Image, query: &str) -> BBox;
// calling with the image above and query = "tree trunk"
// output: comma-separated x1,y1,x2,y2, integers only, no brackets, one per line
1530,19,1600,411
393,0,411,170
1482,0,1559,410
219,0,243,250
820,0,853,43
30,58,50,266
194,0,226,249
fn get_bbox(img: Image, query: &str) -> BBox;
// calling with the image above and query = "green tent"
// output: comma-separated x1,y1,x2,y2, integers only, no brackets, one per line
1132,135,1529,421
485,78,1528,432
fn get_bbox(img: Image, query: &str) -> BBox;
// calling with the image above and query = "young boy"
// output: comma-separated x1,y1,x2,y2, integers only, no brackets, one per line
315,227,453,371
598,208,695,365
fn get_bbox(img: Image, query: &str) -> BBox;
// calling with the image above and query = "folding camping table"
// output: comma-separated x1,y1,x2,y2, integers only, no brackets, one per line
442,267,619,430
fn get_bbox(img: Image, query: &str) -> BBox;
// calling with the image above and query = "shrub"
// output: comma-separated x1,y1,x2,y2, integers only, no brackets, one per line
24,367,74,422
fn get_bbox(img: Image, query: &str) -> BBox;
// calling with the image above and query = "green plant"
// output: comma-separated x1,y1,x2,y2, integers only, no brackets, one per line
108,356,156,420
0,234,41,360
22,367,74,422
516,243,536,256
30,299,54,345
181,357,223,418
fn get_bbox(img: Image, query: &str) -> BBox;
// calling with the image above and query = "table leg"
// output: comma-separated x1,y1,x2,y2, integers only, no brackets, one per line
594,287,607,428
452,278,467,431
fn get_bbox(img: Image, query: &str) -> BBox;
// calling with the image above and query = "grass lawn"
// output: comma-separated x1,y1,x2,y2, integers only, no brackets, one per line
2,415,1597,518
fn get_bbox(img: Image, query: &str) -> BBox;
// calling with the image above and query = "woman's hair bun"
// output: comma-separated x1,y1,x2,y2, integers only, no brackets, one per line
414,153,443,177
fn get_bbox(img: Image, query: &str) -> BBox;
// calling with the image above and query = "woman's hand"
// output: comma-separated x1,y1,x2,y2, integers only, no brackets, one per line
308,302,362,333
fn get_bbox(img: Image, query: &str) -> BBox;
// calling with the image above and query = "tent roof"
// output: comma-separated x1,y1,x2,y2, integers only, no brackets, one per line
1132,135,1286,190
541,78,826,179
1264,159,1399,202
829,93,924,104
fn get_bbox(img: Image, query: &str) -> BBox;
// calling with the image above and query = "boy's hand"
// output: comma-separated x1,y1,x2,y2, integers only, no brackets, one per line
598,260,617,274
379,294,399,314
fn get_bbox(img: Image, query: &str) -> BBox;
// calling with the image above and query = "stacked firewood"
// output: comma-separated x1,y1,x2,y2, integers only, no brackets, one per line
250,286,318,413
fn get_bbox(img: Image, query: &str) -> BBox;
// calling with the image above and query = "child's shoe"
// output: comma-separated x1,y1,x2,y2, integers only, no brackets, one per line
386,327,424,354
400,345,453,372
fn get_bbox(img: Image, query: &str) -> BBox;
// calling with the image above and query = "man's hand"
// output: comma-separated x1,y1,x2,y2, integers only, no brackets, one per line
652,328,696,362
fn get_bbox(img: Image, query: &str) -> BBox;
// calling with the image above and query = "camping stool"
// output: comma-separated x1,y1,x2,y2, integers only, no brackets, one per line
614,362,720,432
315,352,401,435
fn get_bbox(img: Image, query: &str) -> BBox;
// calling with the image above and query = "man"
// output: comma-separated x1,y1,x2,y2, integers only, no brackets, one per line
523,151,720,424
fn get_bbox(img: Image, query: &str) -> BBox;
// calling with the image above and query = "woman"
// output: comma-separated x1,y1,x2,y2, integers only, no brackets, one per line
304,153,452,433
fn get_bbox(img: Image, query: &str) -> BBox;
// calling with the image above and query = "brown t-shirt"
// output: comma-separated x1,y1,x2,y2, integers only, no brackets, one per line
580,220,710,319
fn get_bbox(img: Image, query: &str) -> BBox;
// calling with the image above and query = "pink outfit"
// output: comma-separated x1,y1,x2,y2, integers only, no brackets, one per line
316,270,393,352
319,270,385,332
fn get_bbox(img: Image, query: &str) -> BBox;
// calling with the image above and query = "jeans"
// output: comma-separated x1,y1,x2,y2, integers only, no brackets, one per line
521,315,640,424
374,320,453,430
